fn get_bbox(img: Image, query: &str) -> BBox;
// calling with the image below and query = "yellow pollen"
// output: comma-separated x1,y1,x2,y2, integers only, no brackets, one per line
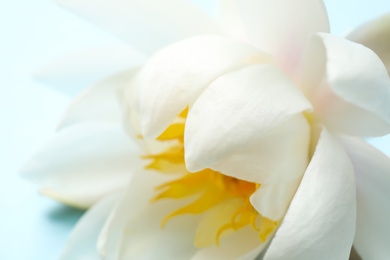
143,108,278,247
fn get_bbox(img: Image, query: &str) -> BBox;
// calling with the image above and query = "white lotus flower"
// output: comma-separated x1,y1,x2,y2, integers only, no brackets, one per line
22,0,390,259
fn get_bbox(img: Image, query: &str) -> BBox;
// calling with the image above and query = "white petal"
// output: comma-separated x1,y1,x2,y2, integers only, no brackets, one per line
217,0,248,42
207,115,310,185
58,70,137,130
302,33,390,136
55,0,223,55
235,0,329,73
191,227,265,260
348,13,390,73
136,35,266,138
338,137,390,260
35,45,146,95
21,123,139,209
60,194,119,260
185,64,311,183
263,129,356,260
193,198,272,259
121,70,144,139
120,75,175,156
250,179,301,220
98,170,198,260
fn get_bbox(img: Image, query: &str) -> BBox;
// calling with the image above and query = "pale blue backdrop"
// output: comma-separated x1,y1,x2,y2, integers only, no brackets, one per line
1,0,390,259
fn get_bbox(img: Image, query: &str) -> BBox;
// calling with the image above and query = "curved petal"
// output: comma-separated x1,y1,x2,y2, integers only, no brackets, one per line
301,33,390,136
55,0,223,55
136,35,267,138
191,227,265,260
348,13,390,73
185,64,311,184
21,123,140,209
208,115,309,185
338,137,390,260
250,179,301,220
60,194,119,260
263,129,356,260
97,170,199,260
58,70,137,130
35,45,146,95
235,0,329,74
120,74,175,156
99,169,265,259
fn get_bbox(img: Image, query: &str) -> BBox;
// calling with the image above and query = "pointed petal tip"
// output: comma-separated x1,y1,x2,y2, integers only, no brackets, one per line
40,188,90,209
184,155,205,173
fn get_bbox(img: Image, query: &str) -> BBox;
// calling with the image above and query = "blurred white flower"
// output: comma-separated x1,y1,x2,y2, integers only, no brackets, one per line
22,0,390,259
348,13,390,74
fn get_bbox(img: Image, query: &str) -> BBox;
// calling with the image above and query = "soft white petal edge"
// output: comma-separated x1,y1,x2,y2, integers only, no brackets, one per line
347,13,390,73
21,122,140,208
234,0,329,73
55,0,223,55
302,33,390,136
339,136,390,260
58,69,138,130
136,35,267,138
60,194,119,260
34,45,146,96
250,179,302,221
263,129,356,260
185,64,312,176
207,115,310,186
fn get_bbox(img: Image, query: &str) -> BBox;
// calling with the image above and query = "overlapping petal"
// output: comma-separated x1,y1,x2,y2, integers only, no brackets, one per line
21,123,140,208
35,45,146,95
135,35,267,138
301,33,390,136
97,170,198,260
204,115,309,185
263,129,356,260
192,226,265,260
250,179,302,221
55,0,223,55
58,70,137,130
348,13,390,73
185,64,312,168
234,0,329,73
60,194,119,260
339,137,390,260
98,169,269,259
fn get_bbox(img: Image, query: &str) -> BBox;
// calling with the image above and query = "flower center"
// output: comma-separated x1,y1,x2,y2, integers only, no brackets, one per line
142,109,277,247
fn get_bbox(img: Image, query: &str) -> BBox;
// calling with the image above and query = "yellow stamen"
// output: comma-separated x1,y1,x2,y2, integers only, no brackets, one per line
179,107,189,118
143,146,185,170
161,187,229,228
157,123,185,142
143,108,278,247
258,217,279,242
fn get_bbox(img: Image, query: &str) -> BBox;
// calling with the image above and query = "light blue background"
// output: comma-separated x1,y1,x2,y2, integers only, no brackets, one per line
1,0,390,259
